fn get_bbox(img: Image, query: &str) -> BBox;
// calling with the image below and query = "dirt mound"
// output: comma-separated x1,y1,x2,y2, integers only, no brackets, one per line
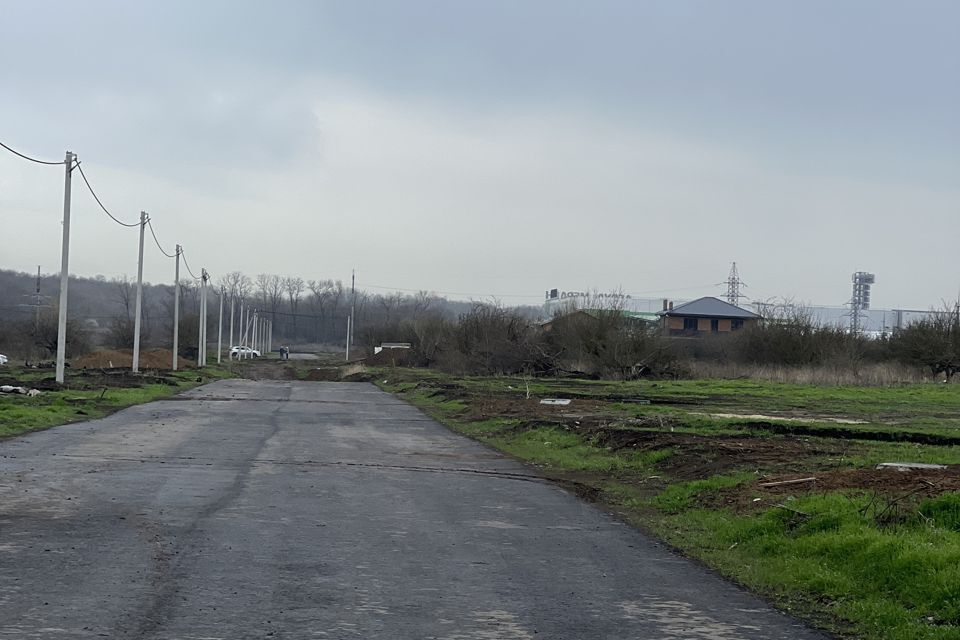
230,361,297,380
305,368,340,381
73,349,194,370
707,467,960,513
590,429,848,479
364,348,414,367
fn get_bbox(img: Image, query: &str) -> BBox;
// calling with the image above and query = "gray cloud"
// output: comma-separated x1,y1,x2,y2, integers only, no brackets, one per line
1,0,958,309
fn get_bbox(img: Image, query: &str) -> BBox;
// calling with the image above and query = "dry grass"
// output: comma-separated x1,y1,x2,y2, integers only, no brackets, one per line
685,361,929,386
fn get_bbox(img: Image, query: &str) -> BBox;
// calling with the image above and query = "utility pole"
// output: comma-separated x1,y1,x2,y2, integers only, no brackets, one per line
228,293,235,360
20,266,52,352
238,302,245,353
172,245,181,371
198,269,208,367
346,268,356,361
350,269,356,347
217,287,224,364
34,265,41,330
55,151,74,385
252,309,259,356
132,211,147,373
202,270,209,366
20,266,49,332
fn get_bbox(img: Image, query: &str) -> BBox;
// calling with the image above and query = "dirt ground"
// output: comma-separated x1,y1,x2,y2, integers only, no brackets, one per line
704,467,960,514
417,385,960,503
73,349,194,370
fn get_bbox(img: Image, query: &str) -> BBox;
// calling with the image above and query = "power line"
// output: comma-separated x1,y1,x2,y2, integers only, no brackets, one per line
361,281,720,301
0,140,65,166
362,283,538,299
180,249,201,280
74,162,141,227
147,219,177,258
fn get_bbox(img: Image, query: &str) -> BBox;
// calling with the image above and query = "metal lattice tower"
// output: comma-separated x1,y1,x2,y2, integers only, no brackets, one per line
849,271,875,334
724,262,745,306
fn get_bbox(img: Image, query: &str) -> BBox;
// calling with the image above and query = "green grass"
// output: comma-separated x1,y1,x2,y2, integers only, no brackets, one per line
378,369,960,439
0,366,233,438
487,426,673,472
652,473,754,512
651,493,960,639
379,367,960,638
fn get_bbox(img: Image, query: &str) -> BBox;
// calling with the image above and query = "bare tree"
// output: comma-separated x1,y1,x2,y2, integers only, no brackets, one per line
219,271,252,303
284,276,305,336
284,277,305,314
412,290,433,317
377,292,404,321
256,274,284,316
113,275,134,321
892,301,960,379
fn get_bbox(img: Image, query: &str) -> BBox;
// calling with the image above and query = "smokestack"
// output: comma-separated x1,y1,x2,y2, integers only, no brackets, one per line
668,301,674,311
662,298,669,311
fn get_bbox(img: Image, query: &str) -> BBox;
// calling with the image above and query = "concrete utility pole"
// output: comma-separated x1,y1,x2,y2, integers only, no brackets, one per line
202,270,209,366
252,309,259,356
173,245,181,371
228,294,235,360
217,287,224,364
267,320,272,354
198,270,208,367
55,151,74,384
345,315,351,361
350,269,356,347
238,302,245,354
132,211,147,373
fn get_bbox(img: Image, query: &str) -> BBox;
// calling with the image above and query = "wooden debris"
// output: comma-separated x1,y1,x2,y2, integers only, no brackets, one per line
759,477,817,487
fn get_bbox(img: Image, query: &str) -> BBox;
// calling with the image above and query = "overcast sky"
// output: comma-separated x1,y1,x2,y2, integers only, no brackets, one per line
1,0,957,309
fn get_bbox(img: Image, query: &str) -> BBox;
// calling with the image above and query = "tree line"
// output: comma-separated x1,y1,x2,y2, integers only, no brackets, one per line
2,267,957,382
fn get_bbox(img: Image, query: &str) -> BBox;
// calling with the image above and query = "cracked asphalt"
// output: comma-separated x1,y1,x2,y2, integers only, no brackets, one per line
0,380,829,639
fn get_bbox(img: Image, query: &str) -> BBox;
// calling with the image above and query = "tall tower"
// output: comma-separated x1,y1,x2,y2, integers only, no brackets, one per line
724,262,744,307
849,271,875,334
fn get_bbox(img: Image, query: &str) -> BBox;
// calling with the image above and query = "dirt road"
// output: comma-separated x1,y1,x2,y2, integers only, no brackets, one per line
0,380,828,638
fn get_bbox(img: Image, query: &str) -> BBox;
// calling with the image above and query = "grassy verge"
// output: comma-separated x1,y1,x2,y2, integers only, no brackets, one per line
0,365,234,439
375,368,960,639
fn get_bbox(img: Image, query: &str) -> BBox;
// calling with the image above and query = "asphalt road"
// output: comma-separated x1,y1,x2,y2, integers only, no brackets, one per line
0,380,828,639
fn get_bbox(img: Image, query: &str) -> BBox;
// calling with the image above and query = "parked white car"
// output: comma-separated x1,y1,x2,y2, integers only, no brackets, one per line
0,354,8,365
229,346,261,358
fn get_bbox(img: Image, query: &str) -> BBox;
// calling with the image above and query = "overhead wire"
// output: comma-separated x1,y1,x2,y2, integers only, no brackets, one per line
180,249,202,280
0,140,65,166
147,219,177,258
361,281,721,300
74,162,141,228
362,283,541,299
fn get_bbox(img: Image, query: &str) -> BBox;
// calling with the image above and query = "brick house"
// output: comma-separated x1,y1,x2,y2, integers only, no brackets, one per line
658,296,761,336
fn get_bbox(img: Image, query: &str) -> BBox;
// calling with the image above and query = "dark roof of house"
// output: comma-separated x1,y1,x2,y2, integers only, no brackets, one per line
658,296,761,319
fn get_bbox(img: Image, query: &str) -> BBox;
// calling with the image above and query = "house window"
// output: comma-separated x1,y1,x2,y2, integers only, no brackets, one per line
732,319,744,331
683,317,698,332
711,319,719,333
